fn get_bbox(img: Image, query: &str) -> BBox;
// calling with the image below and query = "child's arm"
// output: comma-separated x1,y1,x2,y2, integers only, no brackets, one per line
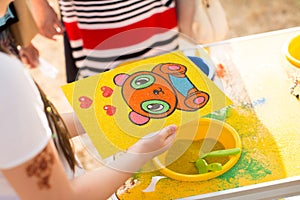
61,112,86,138
2,125,176,200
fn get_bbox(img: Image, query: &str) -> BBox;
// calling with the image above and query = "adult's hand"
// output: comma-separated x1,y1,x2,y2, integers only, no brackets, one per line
30,0,65,40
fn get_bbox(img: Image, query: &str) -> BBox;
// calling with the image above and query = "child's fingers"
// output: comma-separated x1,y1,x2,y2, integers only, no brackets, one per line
163,130,176,146
159,125,177,139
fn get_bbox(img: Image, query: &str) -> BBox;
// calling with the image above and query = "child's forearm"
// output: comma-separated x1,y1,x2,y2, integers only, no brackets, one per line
61,112,86,138
71,151,150,200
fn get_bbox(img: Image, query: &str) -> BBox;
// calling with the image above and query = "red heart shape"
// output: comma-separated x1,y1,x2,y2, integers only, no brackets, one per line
78,96,93,109
101,86,113,97
103,105,116,116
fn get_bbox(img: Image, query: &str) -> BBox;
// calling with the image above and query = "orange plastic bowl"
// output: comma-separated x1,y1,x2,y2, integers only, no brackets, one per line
284,34,300,68
153,118,242,182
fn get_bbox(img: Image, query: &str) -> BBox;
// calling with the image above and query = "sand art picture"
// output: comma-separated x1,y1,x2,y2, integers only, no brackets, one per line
62,51,232,159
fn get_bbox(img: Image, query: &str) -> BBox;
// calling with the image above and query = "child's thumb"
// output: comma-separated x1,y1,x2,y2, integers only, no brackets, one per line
161,125,177,145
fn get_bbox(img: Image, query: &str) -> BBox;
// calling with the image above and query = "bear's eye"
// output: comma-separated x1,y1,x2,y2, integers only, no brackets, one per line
131,74,155,89
141,100,170,114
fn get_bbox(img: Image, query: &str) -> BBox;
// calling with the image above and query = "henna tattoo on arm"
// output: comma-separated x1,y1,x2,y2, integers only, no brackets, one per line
26,145,54,189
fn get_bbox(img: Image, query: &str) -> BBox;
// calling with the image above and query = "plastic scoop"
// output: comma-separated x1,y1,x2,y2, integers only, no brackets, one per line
142,176,167,192
195,159,222,174
200,148,241,159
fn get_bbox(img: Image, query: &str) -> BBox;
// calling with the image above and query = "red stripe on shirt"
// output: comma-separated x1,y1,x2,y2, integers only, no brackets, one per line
64,22,82,41
65,8,177,50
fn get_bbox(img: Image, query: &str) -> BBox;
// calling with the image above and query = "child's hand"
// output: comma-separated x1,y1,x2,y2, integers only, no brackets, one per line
18,43,39,69
128,125,177,158
108,125,177,173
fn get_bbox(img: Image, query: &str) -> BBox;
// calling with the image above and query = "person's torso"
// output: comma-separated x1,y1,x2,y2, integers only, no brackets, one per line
59,0,179,78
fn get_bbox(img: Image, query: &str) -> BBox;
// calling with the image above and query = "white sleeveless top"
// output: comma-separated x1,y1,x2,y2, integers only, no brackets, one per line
0,53,84,199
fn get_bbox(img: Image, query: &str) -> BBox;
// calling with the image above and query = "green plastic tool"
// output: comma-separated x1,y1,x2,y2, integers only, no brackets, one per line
200,148,241,159
195,159,223,174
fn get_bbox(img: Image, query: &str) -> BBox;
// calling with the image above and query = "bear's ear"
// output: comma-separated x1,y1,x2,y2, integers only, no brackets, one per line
113,73,129,86
129,111,150,125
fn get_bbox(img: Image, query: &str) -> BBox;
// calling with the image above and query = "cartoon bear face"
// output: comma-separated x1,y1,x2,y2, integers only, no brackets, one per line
114,71,178,120
114,63,209,125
